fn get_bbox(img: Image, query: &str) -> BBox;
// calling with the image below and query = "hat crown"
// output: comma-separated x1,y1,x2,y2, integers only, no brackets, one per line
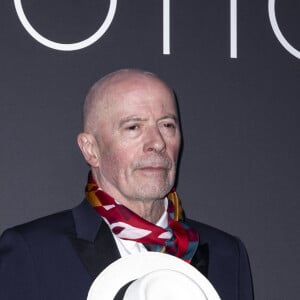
124,269,207,300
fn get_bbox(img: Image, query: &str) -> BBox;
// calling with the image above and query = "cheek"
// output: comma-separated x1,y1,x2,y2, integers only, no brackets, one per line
168,139,181,161
99,142,136,174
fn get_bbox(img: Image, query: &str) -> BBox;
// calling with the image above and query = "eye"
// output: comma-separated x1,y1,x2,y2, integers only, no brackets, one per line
161,120,176,130
159,121,177,136
127,124,139,130
163,122,176,129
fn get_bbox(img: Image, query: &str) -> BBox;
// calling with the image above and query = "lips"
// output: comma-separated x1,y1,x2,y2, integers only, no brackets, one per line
138,166,167,171
136,167,169,179
134,159,172,171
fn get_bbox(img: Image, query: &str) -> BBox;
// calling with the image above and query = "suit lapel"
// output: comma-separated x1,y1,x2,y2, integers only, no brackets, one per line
191,243,209,278
70,200,120,280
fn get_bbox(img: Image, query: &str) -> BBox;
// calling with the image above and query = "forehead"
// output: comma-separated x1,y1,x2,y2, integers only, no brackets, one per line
99,75,178,120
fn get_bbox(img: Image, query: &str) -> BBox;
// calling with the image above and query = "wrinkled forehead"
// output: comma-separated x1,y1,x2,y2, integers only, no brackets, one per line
98,73,177,114
103,72,174,103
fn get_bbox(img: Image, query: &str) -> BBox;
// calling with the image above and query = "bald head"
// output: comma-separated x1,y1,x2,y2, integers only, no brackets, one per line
82,69,175,135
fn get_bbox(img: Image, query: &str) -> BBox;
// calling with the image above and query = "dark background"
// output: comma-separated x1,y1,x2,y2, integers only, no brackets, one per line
1,1,299,299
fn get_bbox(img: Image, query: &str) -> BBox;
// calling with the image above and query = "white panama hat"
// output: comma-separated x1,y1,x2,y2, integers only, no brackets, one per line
87,252,221,300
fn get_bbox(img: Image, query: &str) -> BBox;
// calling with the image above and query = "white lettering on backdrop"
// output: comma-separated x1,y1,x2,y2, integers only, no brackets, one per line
13,0,118,51
268,0,300,59
13,0,300,59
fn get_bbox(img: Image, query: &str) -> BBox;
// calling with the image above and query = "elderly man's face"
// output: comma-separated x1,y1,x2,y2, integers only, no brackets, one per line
93,76,181,203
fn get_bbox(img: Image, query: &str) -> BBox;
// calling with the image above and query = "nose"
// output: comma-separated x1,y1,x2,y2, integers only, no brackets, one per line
143,126,166,153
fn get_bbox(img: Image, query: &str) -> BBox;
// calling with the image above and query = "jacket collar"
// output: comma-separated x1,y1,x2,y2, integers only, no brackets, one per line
71,200,209,279
191,242,209,277
71,200,121,279
72,199,102,242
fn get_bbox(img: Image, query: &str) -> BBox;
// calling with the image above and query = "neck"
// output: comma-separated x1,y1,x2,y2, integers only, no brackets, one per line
119,198,165,223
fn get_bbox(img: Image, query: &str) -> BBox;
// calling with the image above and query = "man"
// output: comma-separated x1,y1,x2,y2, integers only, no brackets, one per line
0,69,253,299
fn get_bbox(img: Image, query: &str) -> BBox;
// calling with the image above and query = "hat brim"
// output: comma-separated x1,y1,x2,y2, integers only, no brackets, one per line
87,252,220,300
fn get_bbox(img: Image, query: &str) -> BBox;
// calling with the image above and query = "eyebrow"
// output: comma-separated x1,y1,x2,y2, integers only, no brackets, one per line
158,114,179,123
119,116,147,127
119,114,178,127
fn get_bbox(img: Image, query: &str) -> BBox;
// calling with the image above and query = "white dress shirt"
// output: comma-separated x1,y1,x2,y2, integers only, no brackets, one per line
110,198,168,257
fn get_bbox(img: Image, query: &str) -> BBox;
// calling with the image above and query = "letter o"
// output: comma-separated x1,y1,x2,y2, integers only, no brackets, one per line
269,0,300,59
13,0,118,51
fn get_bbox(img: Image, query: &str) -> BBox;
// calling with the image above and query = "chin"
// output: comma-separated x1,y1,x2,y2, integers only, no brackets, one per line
133,184,172,201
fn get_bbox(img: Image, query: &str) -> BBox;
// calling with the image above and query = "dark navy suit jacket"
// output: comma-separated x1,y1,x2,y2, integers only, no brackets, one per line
0,200,254,299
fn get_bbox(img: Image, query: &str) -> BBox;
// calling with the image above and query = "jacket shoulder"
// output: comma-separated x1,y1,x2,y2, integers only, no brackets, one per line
186,218,247,255
1,208,75,243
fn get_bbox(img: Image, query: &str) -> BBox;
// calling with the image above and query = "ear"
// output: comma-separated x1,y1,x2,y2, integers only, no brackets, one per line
77,133,100,167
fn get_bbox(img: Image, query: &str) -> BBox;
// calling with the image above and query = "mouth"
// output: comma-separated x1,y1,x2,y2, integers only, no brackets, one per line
138,166,167,171
136,166,169,175
139,166,167,171
134,157,172,173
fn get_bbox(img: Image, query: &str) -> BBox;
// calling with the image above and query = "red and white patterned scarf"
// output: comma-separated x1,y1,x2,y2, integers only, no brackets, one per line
85,172,199,263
